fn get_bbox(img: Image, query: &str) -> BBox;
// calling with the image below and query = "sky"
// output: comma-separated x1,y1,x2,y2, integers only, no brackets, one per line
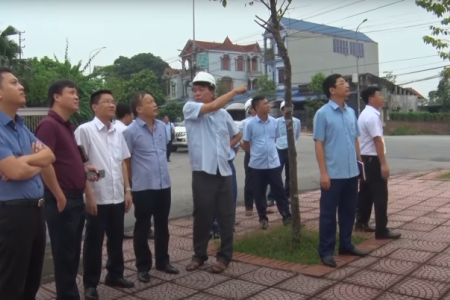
1,0,446,98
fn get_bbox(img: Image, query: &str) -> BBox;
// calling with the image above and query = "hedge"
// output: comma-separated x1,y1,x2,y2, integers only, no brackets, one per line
390,112,450,122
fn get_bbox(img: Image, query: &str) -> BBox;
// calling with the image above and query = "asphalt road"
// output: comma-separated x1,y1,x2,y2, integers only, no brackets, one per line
123,135,450,228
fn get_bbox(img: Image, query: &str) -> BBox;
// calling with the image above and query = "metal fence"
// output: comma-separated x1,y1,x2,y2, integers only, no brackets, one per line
17,107,50,133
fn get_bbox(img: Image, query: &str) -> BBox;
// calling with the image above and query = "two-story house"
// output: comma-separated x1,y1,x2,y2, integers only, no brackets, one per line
263,17,379,88
168,37,264,100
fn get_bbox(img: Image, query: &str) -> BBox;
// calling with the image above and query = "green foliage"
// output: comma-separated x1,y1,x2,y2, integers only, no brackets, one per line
427,74,450,110
308,72,326,96
416,0,450,60
389,125,425,136
382,71,397,83
123,70,166,106
254,74,276,100
0,25,20,67
390,111,450,122
103,76,127,103
158,102,183,121
215,78,228,98
304,99,325,129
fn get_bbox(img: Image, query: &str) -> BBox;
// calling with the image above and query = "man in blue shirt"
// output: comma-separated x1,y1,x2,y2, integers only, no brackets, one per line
163,115,175,162
0,67,55,300
123,92,179,283
313,74,368,268
183,71,245,274
242,96,291,230
267,100,301,204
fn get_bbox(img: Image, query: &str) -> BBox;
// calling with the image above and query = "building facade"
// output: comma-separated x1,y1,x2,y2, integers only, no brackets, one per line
167,37,263,100
263,17,379,88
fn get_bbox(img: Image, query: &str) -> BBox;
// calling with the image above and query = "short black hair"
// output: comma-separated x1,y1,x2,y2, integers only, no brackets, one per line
360,86,380,104
322,74,343,99
48,79,78,107
116,103,132,119
90,89,113,107
251,95,266,109
130,92,147,117
0,67,13,86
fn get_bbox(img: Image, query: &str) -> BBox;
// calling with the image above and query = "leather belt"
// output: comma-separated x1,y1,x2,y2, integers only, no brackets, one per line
0,198,45,207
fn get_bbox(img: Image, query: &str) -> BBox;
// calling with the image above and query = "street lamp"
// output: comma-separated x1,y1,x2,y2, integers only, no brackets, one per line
88,47,106,73
355,18,367,116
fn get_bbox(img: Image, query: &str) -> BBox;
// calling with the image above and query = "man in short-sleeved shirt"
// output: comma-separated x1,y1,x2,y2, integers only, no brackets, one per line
0,68,55,300
182,71,245,274
242,96,291,230
356,86,401,240
313,74,368,268
163,115,175,162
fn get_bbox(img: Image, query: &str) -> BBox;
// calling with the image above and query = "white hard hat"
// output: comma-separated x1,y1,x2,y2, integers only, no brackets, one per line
244,98,253,112
192,71,216,87
280,101,286,110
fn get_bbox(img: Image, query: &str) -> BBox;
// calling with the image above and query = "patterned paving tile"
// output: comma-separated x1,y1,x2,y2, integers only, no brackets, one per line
370,258,420,275
221,261,259,277
170,218,194,227
399,223,437,232
276,274,334,295
389,277,450,299
390,239,449,252
204,279,265,299
408,205,439,213
135,282,197,300
347,256,379,268
152,263,190,281
410,264,450,283
168,248,194,262
246,288,308,300
389,249,435,263
239,267,295,286
168,237,194,251
115,296,143,300
118,273,164,293
324,266,359,280
344,270,403,289
428,253,450,268
388,214,419,222
369,244,399,258
173,271,229,290
411,216,448,226
316,283,382,300
376,292,424,300
36,288,56,300
169,225,193,236
395,209,427,217
183,292,227,299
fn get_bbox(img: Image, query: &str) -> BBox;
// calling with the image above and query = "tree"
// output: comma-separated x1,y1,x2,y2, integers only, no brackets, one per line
254,74,277,100
0,25,20,67
124,70,166,106
215,78,228,98
305,73,326,130
218,0,301,245
103,76,127,103
382,71,396,83
427,72,450,110
158,102,184,121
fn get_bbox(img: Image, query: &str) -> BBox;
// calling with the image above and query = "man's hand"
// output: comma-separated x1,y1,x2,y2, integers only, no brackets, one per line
85,165,100,182
86,195,98,216
233,85,247,94
56,194,67,213
31,141,44,154
320,172,331,190
381,164,390,180
0,171,9,181
124,191,132,213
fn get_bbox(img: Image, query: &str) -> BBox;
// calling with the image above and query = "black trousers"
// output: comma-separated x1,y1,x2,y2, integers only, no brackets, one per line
357,155,389,235
192,171,234,264
243,151,253,210
268,148,290,199
45,190,85,300
251,167,291,221
133,188,171,272
83,202,125,288
166,140,173,161
0,201,46,300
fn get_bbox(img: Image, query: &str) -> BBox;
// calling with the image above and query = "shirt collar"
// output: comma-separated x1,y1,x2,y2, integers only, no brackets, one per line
365,105,380,116
0,110,24,127
93,116,115,132
255,115,270,123
136,117,158,128
48,110,72,126
328,99,348,110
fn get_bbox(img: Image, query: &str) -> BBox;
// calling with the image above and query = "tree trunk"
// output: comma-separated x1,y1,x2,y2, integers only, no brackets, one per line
268,0,301,245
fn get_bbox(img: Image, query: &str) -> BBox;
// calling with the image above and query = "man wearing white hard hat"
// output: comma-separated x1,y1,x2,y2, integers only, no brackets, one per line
267,101,301,204
183,71,246,274
238,99,257,216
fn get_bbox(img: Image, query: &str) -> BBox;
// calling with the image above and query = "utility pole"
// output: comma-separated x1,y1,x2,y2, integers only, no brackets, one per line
355,19,367,116
18,31,25,59
191,0,196,81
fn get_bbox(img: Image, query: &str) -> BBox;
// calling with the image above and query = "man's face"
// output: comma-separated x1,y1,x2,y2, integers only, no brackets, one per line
370,91,384,108
256,98,270,114
330,77,350,99
0,72,26,106
193,84,214,103
163,116,169,123
92,93,116,119
54,87,79,112
137,94,158,118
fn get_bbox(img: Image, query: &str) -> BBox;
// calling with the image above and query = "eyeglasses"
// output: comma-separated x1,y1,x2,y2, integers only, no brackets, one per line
100,100,116,106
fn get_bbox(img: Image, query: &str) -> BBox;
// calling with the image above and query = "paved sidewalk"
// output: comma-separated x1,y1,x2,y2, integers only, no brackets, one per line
37,170,450,300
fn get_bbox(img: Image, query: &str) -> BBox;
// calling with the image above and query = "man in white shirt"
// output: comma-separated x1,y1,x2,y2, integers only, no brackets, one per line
114,103,133,133
355,86,401,240
75,90,134,300
163,115,175,162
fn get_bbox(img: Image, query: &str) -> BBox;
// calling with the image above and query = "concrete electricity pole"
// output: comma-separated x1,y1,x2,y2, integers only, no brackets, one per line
355,18,367,116
18,31,25,59
191,0,196,81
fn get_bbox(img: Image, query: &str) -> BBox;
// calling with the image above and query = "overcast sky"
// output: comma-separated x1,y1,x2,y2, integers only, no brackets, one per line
1,0,444,97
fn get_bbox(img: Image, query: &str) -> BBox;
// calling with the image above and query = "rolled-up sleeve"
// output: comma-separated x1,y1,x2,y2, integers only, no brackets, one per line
313,110,326,142
243,120,252,142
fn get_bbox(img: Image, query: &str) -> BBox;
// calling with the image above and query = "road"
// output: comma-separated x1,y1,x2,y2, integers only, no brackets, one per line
123,135,450,228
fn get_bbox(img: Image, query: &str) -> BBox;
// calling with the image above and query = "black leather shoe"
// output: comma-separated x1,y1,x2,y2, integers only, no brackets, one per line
104,275,135,288
138,272,151,283
354,223,376,232
84,287,99,300
156,264,180,274
376,231,402,240
339,248,369,257
321,256,337,268
148,229,155,240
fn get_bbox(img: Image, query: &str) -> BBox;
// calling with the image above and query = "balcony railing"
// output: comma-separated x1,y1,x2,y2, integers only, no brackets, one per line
247,70,262,77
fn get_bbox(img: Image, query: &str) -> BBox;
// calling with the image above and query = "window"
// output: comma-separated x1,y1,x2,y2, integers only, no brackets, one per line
221,55,230,70
278,68,285,84
246,58,251,72
236,56,244,71
333,38,349,55
349,41,365,57
251,57,258,71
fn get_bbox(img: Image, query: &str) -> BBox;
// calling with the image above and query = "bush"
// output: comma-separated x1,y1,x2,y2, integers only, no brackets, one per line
390,112,450,122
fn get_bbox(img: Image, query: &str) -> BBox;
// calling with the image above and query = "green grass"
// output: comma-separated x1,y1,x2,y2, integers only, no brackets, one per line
439,172,450,179
233,226,367,265
388,125,438,136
